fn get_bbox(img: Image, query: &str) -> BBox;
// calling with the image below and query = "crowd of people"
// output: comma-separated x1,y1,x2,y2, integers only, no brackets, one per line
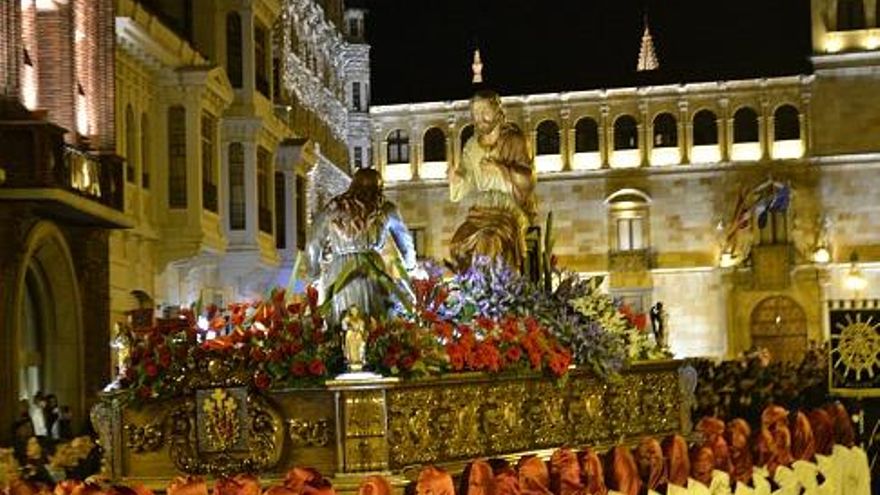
690,346,828,426
5,391,101,486
0,402,871,495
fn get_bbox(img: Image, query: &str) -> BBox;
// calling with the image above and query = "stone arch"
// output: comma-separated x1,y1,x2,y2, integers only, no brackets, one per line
749,295,807,363
9,221,85,426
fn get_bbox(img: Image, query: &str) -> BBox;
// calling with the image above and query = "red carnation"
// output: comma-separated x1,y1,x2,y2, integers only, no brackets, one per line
290,361,307,377
308,359,326,376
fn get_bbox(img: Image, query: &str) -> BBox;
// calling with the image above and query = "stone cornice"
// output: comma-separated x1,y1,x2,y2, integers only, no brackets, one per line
370,75,815,118
114,0,208,72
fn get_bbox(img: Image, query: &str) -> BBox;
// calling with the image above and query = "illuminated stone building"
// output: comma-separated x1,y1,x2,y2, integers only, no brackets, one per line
372,0,880,360
109,0,360,341
0,0,125,438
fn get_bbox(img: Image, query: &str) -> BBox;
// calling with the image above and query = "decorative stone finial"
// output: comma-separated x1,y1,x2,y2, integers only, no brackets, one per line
472,48,484,84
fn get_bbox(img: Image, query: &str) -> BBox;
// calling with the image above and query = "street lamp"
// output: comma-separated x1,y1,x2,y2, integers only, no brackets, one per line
844,252,868,293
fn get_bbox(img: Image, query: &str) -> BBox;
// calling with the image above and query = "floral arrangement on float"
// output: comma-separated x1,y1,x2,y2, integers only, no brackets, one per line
116,244,668,404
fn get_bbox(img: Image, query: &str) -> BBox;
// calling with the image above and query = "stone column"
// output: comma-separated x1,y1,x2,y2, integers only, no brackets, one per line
760,98,770,161
800,92,811,156
600,104,611,168
243,141,259,244
560,107,571,171
719,98,731,162
409,124,420,180
445,119,455,177
639,101,649,167
678,100,690,165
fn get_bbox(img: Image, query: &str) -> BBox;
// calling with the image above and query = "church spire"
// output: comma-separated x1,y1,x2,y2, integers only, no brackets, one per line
637,15,659,72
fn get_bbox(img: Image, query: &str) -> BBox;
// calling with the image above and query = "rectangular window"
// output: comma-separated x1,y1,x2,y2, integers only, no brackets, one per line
296,175,307,250
348,18,360,38
257,147,272,234
410,227,426,259
254,24,269,97
201,112,217,212
228,143,245,230
275,172,286,249
617,217,644,251
352,82,361,111
353,146,363,168
167,106,187,208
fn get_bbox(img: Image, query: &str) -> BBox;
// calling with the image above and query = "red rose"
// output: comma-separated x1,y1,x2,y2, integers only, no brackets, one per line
137,386,152,399
254,371,271,390
308,359,326,376
286,302,304,315
290,361,307,377
250,346,267,362
144,361,158,377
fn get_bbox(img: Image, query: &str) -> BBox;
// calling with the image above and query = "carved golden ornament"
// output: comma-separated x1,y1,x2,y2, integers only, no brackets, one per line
124,423,164,453
833,314,880,381
386,369,681,469
165,391,284,476
201,388,241,452
341,390,389,472
288,418,331,447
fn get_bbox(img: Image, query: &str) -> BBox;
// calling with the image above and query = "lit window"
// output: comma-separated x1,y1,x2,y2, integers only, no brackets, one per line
387,129,409,164
295,174,306,249
423,127,446,162
201,112,217,213
125,105,136,184
167,105,187,208
652,113,677,147
254,23,269,97
257,147,272,234
692,110,718,145
275,172,286,249
353,146,363,168
617,217,645,251
535,120,560,155
410,227,426,259
226,12,243,88
614,115,638,150
352,82,361,111
733,107,759,143
773,105,799,141
574,117,599,152
141,114,150,188
229,143,245,230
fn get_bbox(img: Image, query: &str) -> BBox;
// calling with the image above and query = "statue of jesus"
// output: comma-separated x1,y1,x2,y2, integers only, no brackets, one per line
448,90,536,271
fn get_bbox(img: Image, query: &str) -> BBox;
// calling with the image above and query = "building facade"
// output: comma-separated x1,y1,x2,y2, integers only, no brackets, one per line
372,0,880,360
110,0,360,353
0,0,125,440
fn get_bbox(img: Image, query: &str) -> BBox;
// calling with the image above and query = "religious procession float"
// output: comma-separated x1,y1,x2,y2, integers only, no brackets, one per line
91,89,685,488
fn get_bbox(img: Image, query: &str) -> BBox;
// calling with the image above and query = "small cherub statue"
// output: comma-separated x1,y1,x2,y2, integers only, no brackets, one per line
342,306,367,372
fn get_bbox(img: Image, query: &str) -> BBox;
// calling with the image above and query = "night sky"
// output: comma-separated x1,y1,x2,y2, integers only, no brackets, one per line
360,0,813,105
